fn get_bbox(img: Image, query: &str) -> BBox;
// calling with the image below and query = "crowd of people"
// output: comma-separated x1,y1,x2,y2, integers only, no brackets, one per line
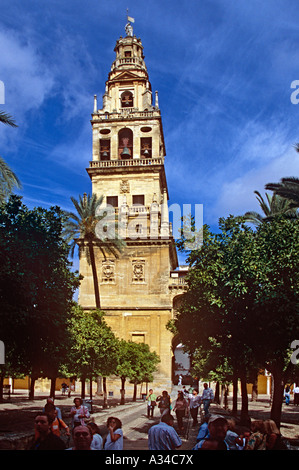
28,383,291,451
147,387,290,450
30,396,123,450
146,383,213,429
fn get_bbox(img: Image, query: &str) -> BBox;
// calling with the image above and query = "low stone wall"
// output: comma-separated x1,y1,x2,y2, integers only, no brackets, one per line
0,432,34,450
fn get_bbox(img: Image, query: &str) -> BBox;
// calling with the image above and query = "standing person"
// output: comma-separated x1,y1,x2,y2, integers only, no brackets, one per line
104,417,123,450
193,415,229,450
70,398,90,428
61,382,68,396
284,384,291,405
173,391,188,433
87,422,103,450
157,390,171,417
201,383,214,416
294,383,299,406
68,379,75,398
189,389,201,427
43,397,62,420
67,425,93,450
178,375,183,387
30,413,66,450
148,413,182,450
146,389,157,418
44,403,70,439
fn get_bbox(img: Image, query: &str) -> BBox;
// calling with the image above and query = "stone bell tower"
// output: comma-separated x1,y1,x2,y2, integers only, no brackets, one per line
79,19,181,390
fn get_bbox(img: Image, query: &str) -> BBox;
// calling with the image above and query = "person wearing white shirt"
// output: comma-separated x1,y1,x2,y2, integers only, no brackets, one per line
201,383,214,415
294,384,299,406
104,417,123,450
88,422,103,450
188,389,201,426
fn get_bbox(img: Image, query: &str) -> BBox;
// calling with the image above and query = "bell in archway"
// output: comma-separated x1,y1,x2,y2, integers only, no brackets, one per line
143,148,150,156
102,150,109,159
121,147,131,158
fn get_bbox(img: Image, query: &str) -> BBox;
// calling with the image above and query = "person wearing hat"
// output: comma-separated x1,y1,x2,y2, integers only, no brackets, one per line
193,414,229,450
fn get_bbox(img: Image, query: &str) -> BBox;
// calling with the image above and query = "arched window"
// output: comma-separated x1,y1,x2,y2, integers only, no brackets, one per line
120,90,134,108
100,139,110,160
140,137,152,158
118,128,133,159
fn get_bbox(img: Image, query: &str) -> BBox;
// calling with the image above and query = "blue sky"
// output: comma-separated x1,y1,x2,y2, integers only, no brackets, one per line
1,0,299,268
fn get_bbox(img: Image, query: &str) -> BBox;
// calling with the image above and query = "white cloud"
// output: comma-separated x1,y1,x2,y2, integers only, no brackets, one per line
209,145,299,223
0,28,54,113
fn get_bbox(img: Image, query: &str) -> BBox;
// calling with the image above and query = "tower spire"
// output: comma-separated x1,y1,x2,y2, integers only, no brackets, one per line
125,9,135,37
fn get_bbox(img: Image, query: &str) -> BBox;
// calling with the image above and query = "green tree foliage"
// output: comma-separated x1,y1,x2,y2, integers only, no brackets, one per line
173,214,299,427
0,196,80,399
65,305,119,400
128,343,160,401
116,340,160,404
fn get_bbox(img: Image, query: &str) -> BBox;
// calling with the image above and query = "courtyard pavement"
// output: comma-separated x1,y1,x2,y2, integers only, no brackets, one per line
0,388,299,450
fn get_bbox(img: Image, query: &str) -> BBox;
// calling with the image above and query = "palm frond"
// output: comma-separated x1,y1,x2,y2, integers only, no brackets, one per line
62,193,126,259
0,111,18,127
243,211,264,226
0,156,22,202
265,177,299,207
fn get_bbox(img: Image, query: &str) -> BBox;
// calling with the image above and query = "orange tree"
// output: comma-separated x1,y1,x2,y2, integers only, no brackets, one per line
0,196,80,399
172,215,299,427
64,305,119,402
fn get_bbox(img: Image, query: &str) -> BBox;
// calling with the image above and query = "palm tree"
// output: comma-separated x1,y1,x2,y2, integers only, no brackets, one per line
265,177,299,209
243,190,297,226
264,143,299,208
0,157,22,203
63,193,125,309
0,111,21,203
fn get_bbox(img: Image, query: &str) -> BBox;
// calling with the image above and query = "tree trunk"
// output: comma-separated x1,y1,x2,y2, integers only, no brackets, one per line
270,368,284,429
81,378,86,399
133,382,137,402
251,380,258,402
89,376,93,401
97,376,103,395
232,376,238,415
220,383,225,407
120,377,126,405
50,378,56,399
88,242,101,309
0,373,4,402
29,376,36,400
103,377,108,409
224,385,228,409
214,382,220,404
240,375,249,425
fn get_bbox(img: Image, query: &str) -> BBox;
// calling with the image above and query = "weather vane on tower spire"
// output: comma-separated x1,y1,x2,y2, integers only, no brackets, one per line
125,8,135,36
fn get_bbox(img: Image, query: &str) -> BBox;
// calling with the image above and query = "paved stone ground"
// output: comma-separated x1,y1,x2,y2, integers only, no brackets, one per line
0,389,298,450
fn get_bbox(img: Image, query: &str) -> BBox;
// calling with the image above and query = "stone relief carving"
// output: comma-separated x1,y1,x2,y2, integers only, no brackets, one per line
101,260,115,283
132,259,145,283
120,180,130,193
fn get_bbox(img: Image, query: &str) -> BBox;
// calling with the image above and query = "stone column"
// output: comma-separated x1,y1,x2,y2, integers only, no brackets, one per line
160,189,169,238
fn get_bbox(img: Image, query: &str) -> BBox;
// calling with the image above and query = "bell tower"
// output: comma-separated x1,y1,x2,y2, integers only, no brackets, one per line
79,19,179,390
